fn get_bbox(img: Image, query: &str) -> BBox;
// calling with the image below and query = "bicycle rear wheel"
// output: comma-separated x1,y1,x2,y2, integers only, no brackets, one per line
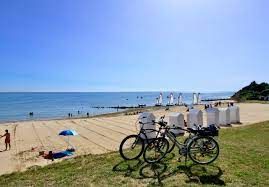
119,135,144,160
143,138,169,164
188,136,219,164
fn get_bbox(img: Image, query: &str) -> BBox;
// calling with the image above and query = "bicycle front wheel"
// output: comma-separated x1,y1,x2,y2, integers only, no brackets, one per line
143,138,169,164
119,135,144,160
188,136,219,164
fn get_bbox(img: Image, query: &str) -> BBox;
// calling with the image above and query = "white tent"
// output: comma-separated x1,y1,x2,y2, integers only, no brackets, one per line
218,108,231,126
229,106,240,124
168,112,185,136
206,108,219,127
187,109,203,128
138,112,156,139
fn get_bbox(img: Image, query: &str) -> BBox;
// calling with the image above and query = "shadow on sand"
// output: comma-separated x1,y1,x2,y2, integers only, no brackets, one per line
113,155,225,186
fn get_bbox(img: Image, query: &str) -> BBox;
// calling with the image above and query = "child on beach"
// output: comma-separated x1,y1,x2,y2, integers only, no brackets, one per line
0,130,11,151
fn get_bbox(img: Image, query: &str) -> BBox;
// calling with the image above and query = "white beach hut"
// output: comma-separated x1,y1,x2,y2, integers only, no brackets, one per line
206,108,219,127
138,112,156,139
229,106,240,124
218,108,231,126
168,112,185,136
187,109,203,128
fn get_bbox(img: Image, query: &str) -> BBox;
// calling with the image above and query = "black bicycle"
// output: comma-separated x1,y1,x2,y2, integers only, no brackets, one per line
183,124,219,146
119,116,174,160
143,123,220,164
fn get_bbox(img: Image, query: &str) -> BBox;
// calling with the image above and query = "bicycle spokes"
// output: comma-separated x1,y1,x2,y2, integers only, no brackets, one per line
188,137,219,164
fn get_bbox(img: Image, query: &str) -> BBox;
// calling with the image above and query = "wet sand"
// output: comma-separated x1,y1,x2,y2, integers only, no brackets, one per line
0,103,269,175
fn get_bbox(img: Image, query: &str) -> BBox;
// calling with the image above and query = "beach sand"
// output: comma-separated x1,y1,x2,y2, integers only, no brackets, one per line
0,103,269,175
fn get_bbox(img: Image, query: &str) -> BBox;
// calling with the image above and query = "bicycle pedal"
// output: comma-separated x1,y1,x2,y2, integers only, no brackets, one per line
177,158,182,162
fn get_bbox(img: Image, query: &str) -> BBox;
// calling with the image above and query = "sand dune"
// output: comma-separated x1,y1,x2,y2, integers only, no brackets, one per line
0,103,269,175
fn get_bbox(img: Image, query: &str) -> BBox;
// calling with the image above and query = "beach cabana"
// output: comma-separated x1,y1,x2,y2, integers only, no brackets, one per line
168,112,185,136
187,109,203,128
206,108,219,127
138,112,156,139
218,108,231,126
229,106,240,124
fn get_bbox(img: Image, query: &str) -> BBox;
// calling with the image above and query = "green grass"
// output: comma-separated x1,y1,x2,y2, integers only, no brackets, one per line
0,122,269,186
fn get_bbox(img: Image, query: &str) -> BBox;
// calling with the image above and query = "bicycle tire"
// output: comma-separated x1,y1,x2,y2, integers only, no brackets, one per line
143,137,169,164
119,134,145,160
187,136,219,165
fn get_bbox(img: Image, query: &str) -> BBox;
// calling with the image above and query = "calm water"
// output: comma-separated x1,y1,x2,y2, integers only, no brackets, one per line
0,92,233,122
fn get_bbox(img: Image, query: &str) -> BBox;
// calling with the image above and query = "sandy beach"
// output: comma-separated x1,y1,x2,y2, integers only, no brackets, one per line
0,103,269,176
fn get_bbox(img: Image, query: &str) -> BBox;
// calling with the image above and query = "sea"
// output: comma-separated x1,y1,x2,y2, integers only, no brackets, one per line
0,92,233,123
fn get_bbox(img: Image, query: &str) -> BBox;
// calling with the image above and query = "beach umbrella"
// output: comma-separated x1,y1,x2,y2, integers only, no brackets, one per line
59,130,78,148
59,129,78,136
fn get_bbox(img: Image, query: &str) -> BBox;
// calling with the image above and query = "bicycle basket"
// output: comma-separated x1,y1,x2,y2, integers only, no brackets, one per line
199,125,219,136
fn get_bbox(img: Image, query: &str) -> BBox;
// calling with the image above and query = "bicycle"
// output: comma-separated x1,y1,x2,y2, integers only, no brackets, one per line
183,123,219,146
143,122,220,165
119,116,174,160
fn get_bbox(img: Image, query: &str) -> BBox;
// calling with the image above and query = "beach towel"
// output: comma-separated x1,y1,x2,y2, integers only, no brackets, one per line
52,150,73,159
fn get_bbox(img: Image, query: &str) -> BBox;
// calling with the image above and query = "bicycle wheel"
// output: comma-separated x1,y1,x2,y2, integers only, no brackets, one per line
184,135,194,146
166,132,176,153
143,138,169,164
188,136,219,165
119,135,144,160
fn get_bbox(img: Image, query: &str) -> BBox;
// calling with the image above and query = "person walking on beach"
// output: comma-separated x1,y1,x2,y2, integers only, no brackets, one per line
0,130,11,151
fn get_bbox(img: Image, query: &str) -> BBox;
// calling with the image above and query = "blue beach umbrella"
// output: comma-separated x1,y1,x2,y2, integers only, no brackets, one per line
59,130,78,149
59,130,78,136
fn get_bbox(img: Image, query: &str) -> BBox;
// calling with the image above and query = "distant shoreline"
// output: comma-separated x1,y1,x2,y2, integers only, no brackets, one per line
0,92,233,123
0,100,238,124
0,105,169,124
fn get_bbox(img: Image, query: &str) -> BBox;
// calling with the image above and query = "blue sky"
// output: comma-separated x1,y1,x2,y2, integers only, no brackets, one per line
0,0,268,92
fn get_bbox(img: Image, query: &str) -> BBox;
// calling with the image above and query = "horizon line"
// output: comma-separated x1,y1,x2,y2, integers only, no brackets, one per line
0,90,235,93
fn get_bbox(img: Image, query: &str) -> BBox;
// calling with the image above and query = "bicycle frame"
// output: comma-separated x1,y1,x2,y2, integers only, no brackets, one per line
164,128,186,150
137,122,164,144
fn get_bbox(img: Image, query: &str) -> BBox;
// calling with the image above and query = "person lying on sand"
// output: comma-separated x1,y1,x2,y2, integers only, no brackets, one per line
40,151,54,161
0,130,11,151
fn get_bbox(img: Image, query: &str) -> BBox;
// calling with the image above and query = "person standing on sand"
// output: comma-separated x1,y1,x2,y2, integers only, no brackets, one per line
0,130,11,151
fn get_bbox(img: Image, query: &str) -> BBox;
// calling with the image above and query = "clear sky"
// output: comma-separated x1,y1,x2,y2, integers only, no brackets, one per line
0,0,268,92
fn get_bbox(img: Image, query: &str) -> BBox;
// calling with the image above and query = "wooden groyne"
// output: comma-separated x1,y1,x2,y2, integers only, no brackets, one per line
92,105,147,109
201,98,231,102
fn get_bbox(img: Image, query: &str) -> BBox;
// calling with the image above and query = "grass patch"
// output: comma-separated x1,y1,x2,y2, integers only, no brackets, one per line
0,122,269,186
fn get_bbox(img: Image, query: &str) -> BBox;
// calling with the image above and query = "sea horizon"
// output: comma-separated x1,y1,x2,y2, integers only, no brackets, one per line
0,91,233,123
